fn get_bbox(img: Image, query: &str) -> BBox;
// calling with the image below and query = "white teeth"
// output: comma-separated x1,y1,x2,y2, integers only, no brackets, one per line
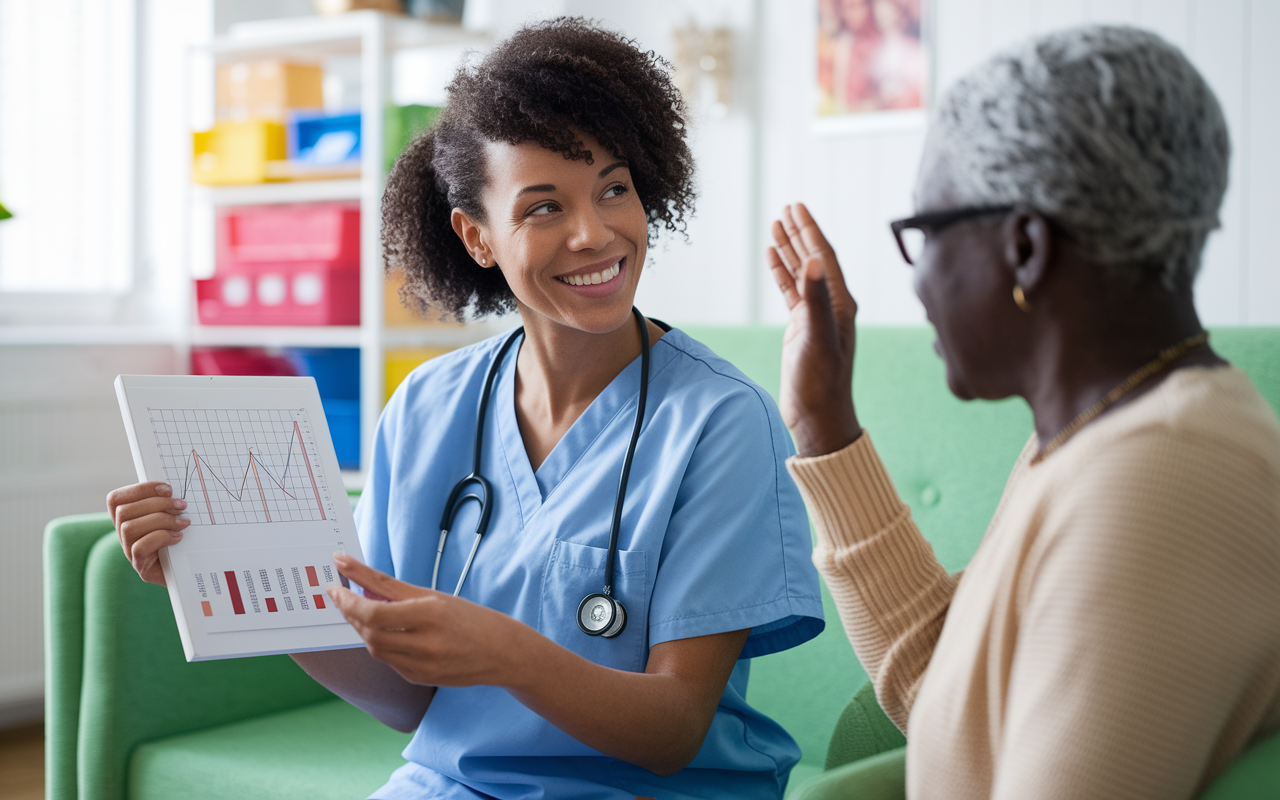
558,260,622,286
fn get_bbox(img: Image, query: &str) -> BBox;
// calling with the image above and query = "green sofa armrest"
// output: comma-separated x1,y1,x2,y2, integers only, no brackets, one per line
44,514,340,800
825,681,906,770
45,514,121,800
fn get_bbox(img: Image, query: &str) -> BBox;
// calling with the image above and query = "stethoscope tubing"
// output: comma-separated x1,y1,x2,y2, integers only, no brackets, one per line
433,327,522,595
603,309,649,597
434,308,650,606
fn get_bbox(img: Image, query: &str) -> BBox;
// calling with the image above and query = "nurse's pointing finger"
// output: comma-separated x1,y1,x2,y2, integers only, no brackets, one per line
326,586,408,632
332,553,430,602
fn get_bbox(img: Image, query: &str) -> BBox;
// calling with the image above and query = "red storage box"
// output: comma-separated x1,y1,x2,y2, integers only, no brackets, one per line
217,203,360,265
200,202,362,325
190,347,299,376
196,262,360,325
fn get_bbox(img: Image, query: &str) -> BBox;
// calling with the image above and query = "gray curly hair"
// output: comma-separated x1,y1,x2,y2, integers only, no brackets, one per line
931,25,1230,291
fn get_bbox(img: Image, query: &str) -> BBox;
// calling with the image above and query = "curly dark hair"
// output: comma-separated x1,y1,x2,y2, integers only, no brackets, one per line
382,17,696,320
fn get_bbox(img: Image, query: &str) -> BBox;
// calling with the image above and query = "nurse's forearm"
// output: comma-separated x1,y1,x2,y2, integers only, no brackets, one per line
290,647,436,732
502,627,750,776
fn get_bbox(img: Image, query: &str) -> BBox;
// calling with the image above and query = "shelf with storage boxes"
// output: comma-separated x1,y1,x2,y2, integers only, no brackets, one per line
185,11,493,483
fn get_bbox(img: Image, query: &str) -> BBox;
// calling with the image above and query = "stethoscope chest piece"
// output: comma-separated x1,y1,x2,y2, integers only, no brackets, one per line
577,592,626,638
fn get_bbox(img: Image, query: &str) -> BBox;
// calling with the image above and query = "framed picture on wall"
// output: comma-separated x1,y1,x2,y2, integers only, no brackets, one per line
816,0,929,135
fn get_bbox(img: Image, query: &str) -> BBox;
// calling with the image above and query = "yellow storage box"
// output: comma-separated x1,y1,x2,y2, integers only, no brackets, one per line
386,348,452,402
384,271,472,330
192,120,287,185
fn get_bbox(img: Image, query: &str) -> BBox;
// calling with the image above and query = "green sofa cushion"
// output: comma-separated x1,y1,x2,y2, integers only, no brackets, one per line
129,698,411,799
1199,730,1280,800
790,747,906,800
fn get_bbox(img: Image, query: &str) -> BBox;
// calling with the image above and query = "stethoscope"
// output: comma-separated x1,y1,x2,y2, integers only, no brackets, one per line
434,307,653,639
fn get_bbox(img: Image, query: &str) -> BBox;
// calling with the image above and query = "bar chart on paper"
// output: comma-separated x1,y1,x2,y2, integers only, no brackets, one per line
187,544,348,633
149,407,330,525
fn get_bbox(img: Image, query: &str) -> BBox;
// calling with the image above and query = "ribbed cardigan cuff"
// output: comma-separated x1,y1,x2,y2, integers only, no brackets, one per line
786,432,908,549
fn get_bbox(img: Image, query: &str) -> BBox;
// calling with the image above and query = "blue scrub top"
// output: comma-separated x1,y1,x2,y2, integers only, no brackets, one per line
356,327,824,800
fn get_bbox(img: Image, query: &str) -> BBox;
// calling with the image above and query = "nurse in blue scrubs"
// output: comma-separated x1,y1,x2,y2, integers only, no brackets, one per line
108,18,822,800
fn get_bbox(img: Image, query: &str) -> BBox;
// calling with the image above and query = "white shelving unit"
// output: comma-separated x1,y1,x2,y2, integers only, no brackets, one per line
186,11,493,488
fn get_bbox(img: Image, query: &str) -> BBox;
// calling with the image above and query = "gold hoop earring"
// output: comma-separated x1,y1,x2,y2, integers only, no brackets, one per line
1013,284,1032,313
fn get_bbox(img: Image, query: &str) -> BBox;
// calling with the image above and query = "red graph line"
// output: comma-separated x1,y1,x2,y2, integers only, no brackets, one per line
248,453,271,522
294,421,326,521
194,453,215,525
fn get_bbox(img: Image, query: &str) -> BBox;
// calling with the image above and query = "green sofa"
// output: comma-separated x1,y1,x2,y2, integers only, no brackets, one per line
45,327,1280,799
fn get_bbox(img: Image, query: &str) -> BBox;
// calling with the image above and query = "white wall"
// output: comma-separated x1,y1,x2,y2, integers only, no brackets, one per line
755,0,1280,327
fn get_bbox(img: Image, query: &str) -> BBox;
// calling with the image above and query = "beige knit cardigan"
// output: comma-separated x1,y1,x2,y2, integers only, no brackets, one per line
787,366,1280,800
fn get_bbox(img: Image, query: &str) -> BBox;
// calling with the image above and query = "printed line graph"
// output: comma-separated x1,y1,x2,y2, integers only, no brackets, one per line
150,408,330,525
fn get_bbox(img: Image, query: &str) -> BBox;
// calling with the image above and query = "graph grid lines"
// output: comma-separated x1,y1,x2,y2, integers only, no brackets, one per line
150,408,329,525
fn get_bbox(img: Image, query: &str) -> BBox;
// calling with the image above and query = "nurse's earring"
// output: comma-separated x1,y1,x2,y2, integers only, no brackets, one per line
578,593,627,638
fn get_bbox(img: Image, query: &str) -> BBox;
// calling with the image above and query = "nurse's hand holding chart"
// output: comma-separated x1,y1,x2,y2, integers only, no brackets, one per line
107,19,823,799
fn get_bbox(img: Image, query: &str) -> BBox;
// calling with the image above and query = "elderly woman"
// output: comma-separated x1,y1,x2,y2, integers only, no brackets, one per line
108,18,822,800
769,25,1280,799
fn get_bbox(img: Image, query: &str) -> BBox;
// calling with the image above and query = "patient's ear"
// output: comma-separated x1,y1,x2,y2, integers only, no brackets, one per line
1005,209,1053,294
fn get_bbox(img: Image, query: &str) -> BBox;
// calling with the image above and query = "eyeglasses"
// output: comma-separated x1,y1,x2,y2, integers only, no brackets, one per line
889,205,1015,265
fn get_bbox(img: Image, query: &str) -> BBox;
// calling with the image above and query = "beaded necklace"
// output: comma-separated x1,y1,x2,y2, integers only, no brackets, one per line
1031,331,1210,465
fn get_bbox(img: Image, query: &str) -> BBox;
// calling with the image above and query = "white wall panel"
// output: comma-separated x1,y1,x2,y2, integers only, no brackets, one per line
1136,0,1192,50
1188,0,1248,325
987,0,1035,53
1086,0,1140,25
0,344,176,714
934,0,989,96
1036,0,1088,32
1246,0,1279,324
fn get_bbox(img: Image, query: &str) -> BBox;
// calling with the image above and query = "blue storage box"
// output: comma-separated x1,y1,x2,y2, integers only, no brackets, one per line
287,111,361,166
321,397,360,470
286,347,360,469
286,347,360,399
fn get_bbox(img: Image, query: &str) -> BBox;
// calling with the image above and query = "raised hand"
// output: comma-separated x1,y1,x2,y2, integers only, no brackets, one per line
327,554,526,688
766,203,862,457
107,481,191,586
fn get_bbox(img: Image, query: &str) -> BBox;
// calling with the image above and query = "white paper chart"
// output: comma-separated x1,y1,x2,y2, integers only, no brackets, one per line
150,407,330,526
116,375,365,660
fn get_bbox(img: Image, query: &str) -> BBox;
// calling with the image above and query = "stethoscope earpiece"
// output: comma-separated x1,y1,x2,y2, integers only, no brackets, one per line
577,592,627,638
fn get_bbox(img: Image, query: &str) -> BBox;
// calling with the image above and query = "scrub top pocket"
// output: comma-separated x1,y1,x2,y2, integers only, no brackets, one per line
540,539,648,674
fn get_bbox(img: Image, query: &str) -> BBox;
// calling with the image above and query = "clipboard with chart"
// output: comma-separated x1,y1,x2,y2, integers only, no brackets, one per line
114,374,366,661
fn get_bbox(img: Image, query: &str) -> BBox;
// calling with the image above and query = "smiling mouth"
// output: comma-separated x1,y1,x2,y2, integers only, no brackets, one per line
555,260,621,287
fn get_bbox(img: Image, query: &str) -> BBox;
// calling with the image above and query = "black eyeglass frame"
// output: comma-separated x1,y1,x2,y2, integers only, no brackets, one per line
889,205,1016,265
